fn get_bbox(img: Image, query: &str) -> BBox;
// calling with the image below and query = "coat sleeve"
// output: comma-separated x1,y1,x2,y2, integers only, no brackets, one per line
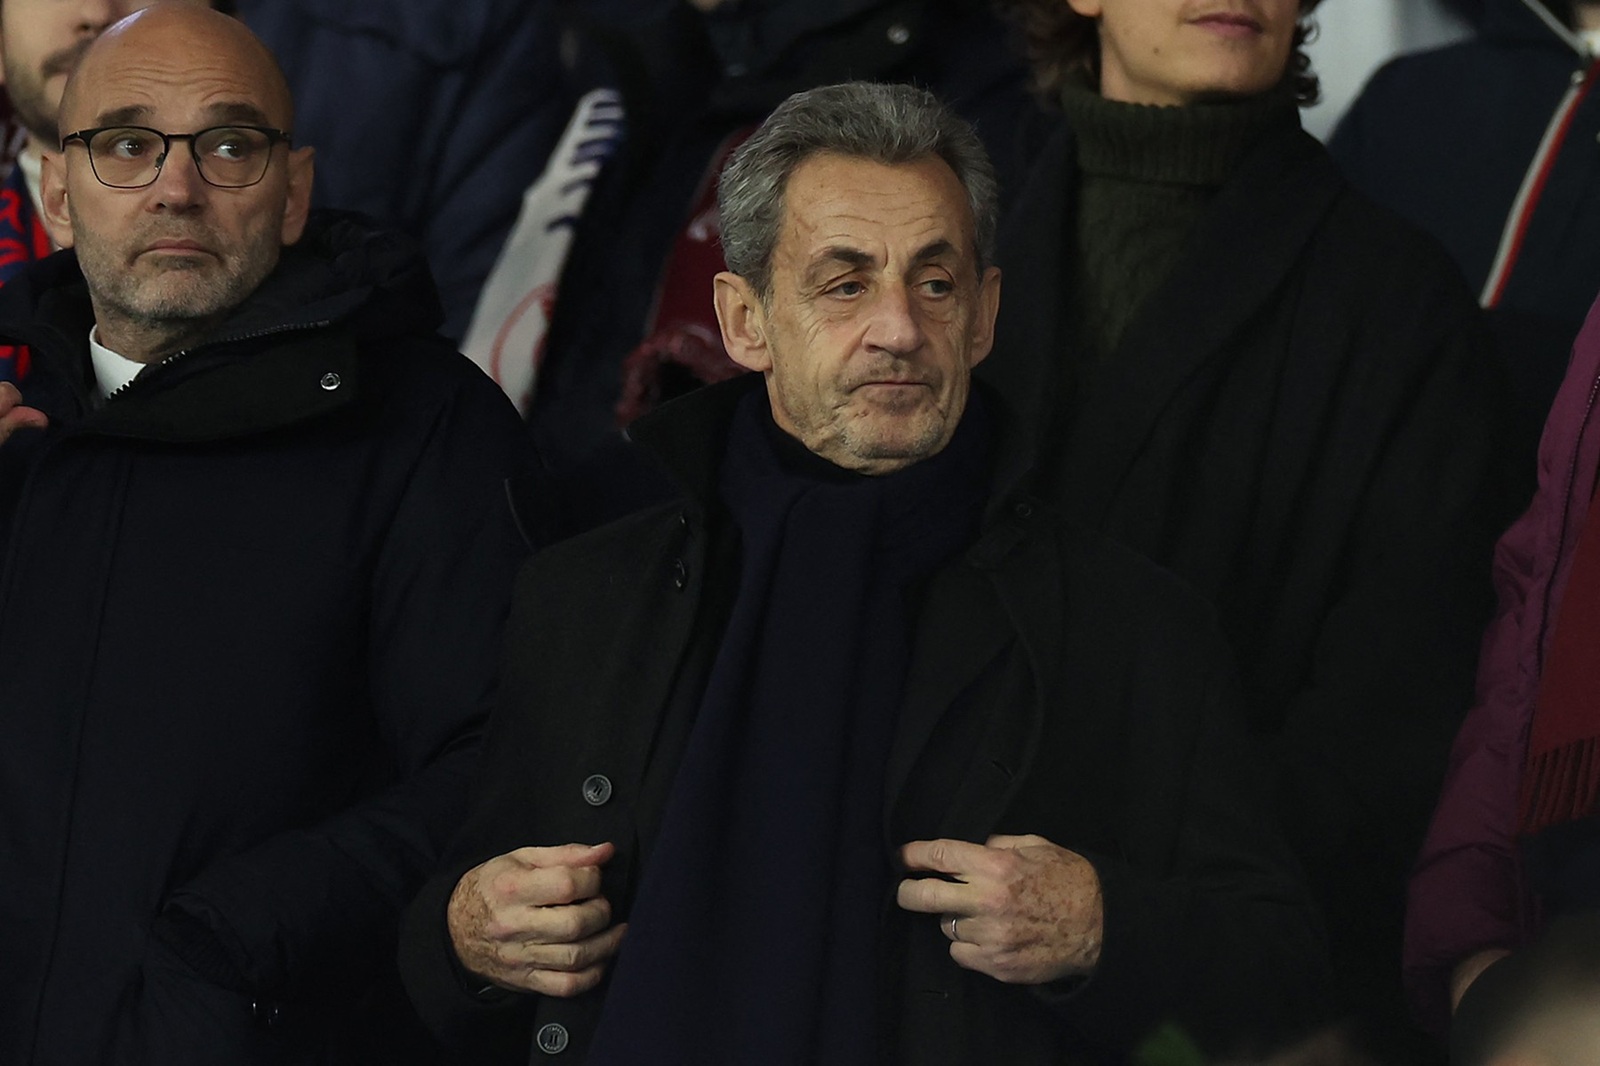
1256,259,1514,1007
1403,294,1600,1031
151,361,534,998
1035,632,1330,1052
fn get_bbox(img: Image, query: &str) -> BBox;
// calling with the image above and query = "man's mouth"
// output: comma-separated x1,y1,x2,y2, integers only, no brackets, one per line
142,239,213,257
1189,11,1265,34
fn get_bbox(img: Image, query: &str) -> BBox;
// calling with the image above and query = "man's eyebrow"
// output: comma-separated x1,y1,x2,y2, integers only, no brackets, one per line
86,102,277,130
203,102,276,127
91,105,152,127
911,239,956,264
805,246,877,284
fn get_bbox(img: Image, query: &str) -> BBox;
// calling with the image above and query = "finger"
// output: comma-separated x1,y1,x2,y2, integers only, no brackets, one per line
946,940,1027,984
899,838,995,877
482,860,606,911
520,921,628,973
523,958,612,999
506,841,614,869
514,895,613,947
0,404,48,445
984,834,1051,851
896,874,978,916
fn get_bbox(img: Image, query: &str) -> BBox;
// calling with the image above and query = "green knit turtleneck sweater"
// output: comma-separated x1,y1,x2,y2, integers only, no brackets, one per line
1060,83,1299,364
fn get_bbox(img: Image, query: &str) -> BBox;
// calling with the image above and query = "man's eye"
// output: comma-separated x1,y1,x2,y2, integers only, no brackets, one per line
921,278,955,297
830,280,866,297
106,134,156,160
210,137,253,162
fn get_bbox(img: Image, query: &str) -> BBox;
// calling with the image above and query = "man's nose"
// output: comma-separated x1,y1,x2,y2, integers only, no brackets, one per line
863,282,927,355
145,140,208,210
75,0,126,32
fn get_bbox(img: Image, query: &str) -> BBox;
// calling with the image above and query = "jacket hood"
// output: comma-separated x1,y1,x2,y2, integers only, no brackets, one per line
1482,0,1585,52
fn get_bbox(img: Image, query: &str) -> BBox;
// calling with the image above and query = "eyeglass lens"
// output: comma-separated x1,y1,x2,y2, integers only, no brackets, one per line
86,126,277,189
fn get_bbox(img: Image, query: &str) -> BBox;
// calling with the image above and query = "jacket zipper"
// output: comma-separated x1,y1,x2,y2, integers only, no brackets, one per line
1481,58,1600,308
102,318,333,404
1536,366,1600,672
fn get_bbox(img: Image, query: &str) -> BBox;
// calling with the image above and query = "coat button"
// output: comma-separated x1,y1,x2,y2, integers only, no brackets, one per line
671,558,688,589
1012,500,1034,520
887,22,910,45
319,372,341,391
581,774,613,806
535,1022,570,1054
250,999,284,1029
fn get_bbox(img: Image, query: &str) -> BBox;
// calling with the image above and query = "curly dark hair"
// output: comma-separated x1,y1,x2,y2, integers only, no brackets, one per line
993,0,1326,107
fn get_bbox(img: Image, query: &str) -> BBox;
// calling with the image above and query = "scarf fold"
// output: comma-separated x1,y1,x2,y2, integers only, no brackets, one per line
587,387,989,1065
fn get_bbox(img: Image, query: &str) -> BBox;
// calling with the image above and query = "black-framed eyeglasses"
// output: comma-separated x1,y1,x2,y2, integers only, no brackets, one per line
59,125,292,189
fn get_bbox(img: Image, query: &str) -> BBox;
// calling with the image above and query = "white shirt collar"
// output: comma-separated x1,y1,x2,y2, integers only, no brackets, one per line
1582,28,1600,56
88,326,149,399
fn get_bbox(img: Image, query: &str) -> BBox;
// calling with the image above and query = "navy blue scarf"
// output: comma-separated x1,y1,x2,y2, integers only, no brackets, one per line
587,387,990,1065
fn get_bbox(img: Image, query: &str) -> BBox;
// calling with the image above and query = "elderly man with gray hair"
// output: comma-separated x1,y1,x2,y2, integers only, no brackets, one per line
398,81,1329,1065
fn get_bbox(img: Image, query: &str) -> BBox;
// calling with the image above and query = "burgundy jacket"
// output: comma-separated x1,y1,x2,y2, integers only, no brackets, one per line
1405,292,1600,1031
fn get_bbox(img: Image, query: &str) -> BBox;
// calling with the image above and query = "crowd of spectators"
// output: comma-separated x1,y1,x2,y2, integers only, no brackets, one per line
2,1,1600,1064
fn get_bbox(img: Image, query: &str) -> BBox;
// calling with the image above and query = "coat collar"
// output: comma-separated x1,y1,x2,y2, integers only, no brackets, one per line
0,211,437,443
1484,0,1585,53
982,113,1344,524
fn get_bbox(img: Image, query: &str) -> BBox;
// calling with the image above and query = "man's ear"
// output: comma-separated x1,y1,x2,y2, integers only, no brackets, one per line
968,266,1002,368
39,151,74,249
713,270,771,373
279,145,315,246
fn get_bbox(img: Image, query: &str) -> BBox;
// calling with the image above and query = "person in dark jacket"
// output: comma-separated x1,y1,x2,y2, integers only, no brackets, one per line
985,0,1512,1051
0,6,531,1063
469,0,1038,541
235,0,568,342
1331,0,1600,482
398,81,1328,1066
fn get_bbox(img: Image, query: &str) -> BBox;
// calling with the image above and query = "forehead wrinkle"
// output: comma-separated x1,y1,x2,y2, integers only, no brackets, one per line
60,7,295,134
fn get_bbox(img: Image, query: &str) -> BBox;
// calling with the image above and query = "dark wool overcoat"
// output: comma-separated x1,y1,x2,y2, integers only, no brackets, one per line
979,116,1513,1022
398,379,1330,1065
0,214,532,1065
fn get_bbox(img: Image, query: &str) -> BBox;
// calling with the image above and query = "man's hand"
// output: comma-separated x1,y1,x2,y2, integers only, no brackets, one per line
897,834,1103,985
0,383,47,446
446,842,626,997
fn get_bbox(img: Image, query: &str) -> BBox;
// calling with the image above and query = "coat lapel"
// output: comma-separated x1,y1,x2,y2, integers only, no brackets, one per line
989,121,1346,527
885,515,1066,841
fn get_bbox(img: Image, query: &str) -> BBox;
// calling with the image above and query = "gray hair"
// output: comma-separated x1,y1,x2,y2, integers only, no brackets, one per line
717,81,999,300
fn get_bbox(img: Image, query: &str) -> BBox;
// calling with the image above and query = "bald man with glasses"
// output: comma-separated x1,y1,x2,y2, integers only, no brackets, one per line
0,4,530,1063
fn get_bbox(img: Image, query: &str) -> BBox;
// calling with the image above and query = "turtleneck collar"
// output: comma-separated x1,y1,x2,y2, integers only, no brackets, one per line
1059,81,1301,187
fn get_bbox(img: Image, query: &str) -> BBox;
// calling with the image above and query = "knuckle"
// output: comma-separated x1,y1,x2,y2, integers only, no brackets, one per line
551,909,587,942
487,871,522,906
977,885,1011,914
549,869,580,902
